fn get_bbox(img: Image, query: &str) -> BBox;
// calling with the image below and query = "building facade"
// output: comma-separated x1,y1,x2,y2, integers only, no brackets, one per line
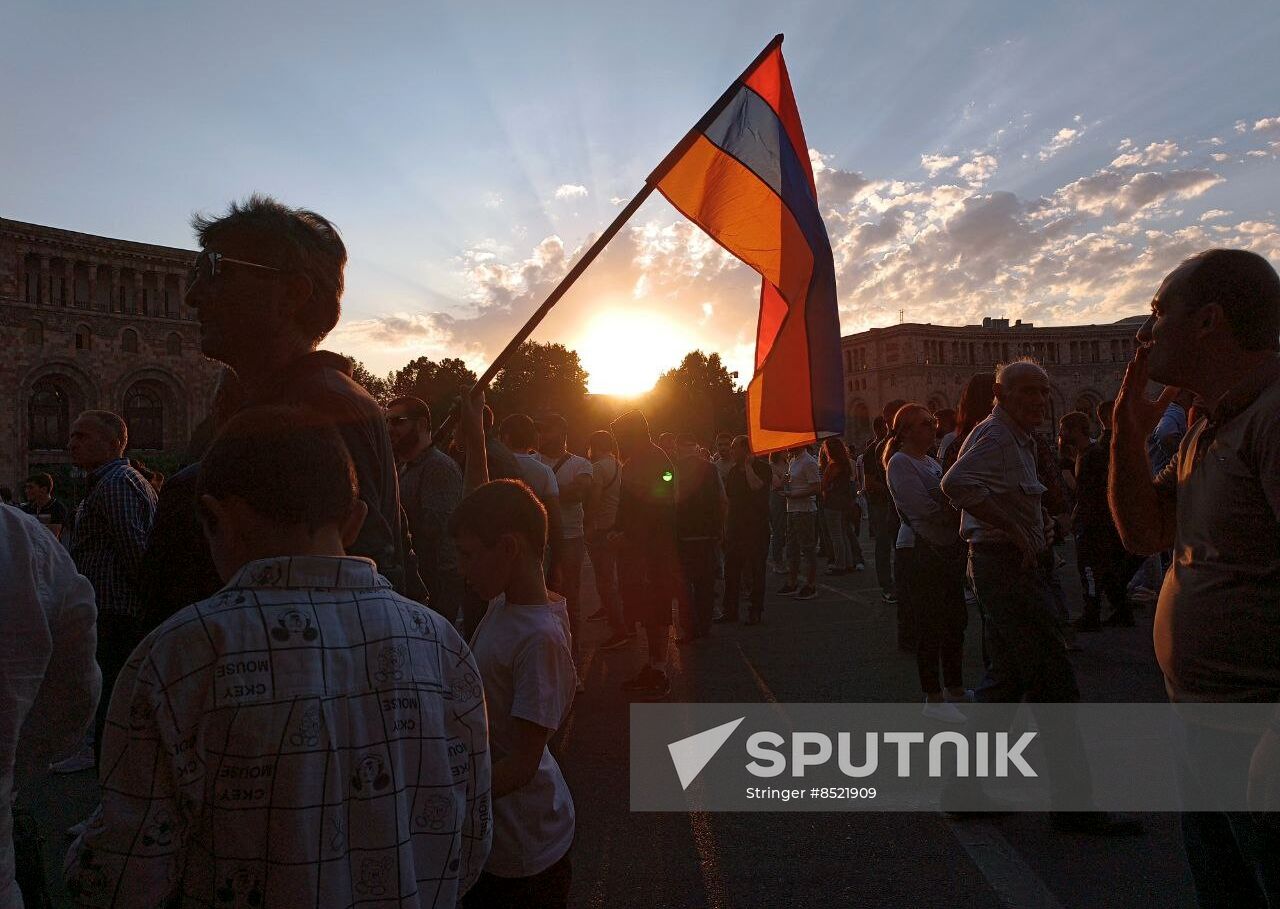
0,217,219,494
840,315,1148,448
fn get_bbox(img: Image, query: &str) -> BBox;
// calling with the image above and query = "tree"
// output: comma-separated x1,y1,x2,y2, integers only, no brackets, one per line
489,341,589,422
340,353,389,403
385,356,479,420
649,350,745,441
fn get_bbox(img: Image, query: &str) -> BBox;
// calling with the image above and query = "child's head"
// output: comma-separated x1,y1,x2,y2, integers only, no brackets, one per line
449,479,547,599
196,405,366,580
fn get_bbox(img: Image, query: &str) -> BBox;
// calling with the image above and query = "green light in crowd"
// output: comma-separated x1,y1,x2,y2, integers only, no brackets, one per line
662,470,674,482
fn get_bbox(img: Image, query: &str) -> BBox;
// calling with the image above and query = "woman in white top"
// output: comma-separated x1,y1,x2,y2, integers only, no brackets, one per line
884,404,969,723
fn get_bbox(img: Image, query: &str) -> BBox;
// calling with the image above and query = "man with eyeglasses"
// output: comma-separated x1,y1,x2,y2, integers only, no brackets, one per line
1111,249,1280,905
387,395,465,625
183,194,417,597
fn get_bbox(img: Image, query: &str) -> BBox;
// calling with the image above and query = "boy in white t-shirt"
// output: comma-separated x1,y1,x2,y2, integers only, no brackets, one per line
451,480,576,908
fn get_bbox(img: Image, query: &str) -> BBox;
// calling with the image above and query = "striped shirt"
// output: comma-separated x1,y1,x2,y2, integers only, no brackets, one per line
69,458,158,618
65,555,491,908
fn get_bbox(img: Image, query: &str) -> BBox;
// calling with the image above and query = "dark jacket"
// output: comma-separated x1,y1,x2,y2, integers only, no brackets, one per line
616,440,678,557
138,463,223,633
675,455,723,540
247,351,416,596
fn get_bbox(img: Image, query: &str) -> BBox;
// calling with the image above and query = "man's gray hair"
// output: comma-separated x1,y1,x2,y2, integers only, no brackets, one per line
994,357,1048,391
79,410,128,450
192,194,347,342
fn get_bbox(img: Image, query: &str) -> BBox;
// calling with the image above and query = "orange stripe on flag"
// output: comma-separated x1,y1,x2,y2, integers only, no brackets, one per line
656,134,813,308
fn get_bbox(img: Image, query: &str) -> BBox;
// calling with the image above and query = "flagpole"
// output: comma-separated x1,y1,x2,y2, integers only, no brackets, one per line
432,33,785,443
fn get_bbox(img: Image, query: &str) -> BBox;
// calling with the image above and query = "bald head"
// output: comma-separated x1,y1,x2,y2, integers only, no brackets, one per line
995,360,1048,391
994,359,1051,431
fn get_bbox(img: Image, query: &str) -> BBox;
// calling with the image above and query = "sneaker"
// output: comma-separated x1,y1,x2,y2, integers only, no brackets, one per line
600,632,631,651
51,747,95,774
922,699,967,723
855,563,866,572
796,585,817,600
621,665,662,692
66,819,89,839
777,583,800,596
881,592,897,604
587,608,610,622
944,689,975,703
639,669,671,700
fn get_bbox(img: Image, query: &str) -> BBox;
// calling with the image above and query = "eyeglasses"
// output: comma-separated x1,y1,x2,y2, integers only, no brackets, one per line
187,250,283,287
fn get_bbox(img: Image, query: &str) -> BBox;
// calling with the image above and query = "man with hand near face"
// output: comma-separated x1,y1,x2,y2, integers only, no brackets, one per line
1110,249,1280,905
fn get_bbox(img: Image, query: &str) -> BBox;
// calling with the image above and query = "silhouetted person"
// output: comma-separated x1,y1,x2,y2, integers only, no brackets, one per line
1111,249,1280,905
183,194,415,595
67,410,156,772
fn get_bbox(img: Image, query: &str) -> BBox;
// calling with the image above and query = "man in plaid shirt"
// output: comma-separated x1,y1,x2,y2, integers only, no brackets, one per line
67,410,157,769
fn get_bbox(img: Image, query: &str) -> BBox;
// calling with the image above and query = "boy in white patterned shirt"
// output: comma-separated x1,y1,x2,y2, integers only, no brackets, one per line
66,406,490,908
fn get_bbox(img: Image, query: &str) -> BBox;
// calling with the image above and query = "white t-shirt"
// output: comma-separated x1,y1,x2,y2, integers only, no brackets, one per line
538,452,594,539
785,450,820,513
513,453,560,503
469,594,576,878
588,456,622,533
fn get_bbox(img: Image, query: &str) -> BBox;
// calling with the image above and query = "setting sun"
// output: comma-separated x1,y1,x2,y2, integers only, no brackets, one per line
576,308,696,396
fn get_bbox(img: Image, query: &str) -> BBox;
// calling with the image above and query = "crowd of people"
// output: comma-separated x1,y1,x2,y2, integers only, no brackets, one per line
2,195,1277,909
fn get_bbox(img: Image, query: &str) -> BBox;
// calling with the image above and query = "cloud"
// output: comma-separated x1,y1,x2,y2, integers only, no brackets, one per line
482,192,503,209
1253,116,1280,132
335,121,1280,384
920,153,960,176
1057,167,1222,218
958,153,999,186
1110,140,1181,168
553,184,588,200
1039,126,1083,161
810,150,872,206
1210,152,1232,162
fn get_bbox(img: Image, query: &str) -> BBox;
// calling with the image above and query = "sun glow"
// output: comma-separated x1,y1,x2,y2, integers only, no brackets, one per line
577,308,695,396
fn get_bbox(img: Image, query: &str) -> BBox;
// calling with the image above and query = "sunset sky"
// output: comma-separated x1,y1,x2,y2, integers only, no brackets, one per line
5,1,1280,394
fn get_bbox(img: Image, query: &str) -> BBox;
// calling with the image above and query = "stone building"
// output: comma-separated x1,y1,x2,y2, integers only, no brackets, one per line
840,315,1148,447
0,216,219,495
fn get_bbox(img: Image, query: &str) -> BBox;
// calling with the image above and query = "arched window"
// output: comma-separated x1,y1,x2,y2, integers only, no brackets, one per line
24,319,43,346
124,385,163,450
121,328,139,353
165,332,181,356
75,324,92,351
28,380,69,450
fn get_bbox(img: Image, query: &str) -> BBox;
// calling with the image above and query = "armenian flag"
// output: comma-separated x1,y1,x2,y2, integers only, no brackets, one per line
652,35,844,453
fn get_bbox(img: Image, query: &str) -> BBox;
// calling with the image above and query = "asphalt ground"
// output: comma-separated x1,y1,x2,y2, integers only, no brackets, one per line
25,527,1197,908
